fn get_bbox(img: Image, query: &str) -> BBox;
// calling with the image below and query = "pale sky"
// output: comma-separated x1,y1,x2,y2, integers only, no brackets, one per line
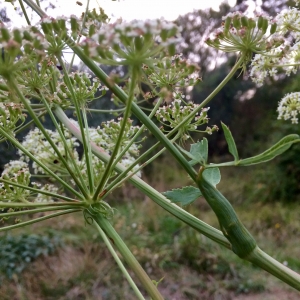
3,0,237,26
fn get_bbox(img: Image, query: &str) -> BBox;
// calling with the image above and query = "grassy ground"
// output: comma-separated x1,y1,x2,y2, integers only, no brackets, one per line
0,156,299,299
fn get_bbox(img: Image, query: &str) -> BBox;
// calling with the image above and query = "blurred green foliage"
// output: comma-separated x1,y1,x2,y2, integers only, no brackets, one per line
0,233,61,279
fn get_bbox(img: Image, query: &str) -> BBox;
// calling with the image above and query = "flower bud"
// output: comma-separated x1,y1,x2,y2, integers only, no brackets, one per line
232,15,241,29
6,39,21,58
224,17,231,32
52,20,60,32
249,18,256,29
74,73,82,85
165,58,172,69
257,16,264,29
160,29,168,41
13,29,22,44
134,36,143,52
262,18,268,33
168,44,176,56
1,27,10,42
270,22,277,34
241,16,249,27
89,24,96,37
41,21,53,35
58,18,67,32
23,30,33,41
97,47,107,59
83,73,91,86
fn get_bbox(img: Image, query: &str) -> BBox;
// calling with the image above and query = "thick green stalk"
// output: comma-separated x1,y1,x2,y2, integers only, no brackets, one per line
93,220,146,300
0,209,81,232
91,212,164,300
197,170,300,290
55,106,230,248
247,247,300,290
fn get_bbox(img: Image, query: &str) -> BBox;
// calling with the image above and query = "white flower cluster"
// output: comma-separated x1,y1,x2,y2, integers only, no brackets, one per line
19,127,79,175
244,4,300,123
0,160,31,202
32,183,59,203
249,5,300,84
275,8,300,39
95,118,141,156
277,92,300,124
156,100,218,140
55,71,107,106
206,12,279,57
142,54,201,100
0,102,26,136
0,160,61,203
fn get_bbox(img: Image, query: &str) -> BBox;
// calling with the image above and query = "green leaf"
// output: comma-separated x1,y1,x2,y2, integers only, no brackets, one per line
221,122,239,161
163,168,220,206
163,186,202,206
239,134,300,166
177,138,208,166
202,168,221,187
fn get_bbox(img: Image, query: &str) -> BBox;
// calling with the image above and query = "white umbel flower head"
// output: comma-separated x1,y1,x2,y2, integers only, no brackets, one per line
277,92,300,124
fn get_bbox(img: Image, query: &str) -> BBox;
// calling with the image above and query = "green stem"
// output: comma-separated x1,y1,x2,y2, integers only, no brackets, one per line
39,94,89,197
69,106,126,113
55,106,230,248
0,205,81,218
68,0,90,72
93,220,146,300
0,202,84,208
0,178,79,202
93,69,138,201
82,106,95,193
18,0,31,25
23,0,46,17
105,132,180,197
105,146,166,196
57,57,94,198
91,212,164,300
0,209,81,232
110,97,163,174
247,246,300,291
